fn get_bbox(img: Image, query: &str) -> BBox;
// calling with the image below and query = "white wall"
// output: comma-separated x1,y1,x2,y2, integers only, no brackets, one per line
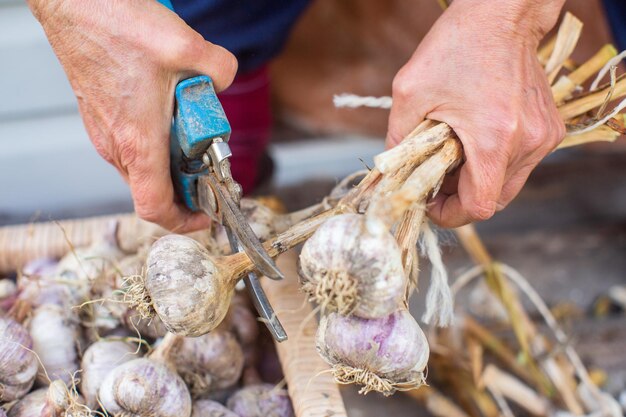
0,2,132,222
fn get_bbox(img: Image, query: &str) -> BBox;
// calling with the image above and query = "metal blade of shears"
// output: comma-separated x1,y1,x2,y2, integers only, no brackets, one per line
197,175,283,280
224,226,287,342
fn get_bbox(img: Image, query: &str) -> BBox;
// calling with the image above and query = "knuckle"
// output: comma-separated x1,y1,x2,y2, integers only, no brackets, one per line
466,200,497,222
211,46,238,90
115,136,139,173
525,124,549,150
493,116,520,141
554,120,567,144
159,30,203,67
134,199,161,224
392,70,417,100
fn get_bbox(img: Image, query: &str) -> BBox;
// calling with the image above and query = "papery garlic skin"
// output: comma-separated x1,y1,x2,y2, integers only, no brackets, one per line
6,388,46,417
316,309,429,396
227,294,260,346
173,330,244,397
299,213,406,318
122,309,168,339
146,235,232,336
80,340,137,409
18,259,80,309
0,279,16,300
192,399,238,417
28,304,80,386
227,384,294,417
0,318,38,402
99,358,192,417
55,230,125,285
0,279,17,313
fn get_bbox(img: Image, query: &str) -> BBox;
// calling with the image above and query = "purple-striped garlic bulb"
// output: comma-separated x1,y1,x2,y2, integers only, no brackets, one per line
0,317,37,402
227,384,294,417
28,304,80,386
99,333,191,417
192,399,238,417
299,213,406,318
171,329,244,397
7,380,89,417
316,309,429,396
79,339,137,409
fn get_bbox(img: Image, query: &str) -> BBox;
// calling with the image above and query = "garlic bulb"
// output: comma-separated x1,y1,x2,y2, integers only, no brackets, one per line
0,279,17,313
316,309,429,396
0,279,16,300
144,235,236,336
192,399,238,417
0,407,5,417
143,211,330,336
7,380,88,417
18,259,77,309
226,384,294,417
225,293,259,346
6,388,47,417
80,339,137,409
122,309,168,339
0,318,38,402
172,329,244,397
99,357,191,417
28,304,80,386
299,213,406,318
56,223,125,285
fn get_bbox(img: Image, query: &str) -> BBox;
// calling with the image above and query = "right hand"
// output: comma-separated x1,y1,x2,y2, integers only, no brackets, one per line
27,0,238,232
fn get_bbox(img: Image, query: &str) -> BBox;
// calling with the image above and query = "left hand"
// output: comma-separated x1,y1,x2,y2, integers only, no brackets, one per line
386,0,566,228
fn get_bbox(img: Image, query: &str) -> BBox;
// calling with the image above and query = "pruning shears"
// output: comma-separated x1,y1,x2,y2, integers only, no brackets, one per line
157,0,287,342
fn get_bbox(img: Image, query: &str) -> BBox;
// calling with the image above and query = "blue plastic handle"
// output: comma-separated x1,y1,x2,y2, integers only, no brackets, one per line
158,0,174,11
170,77,232,211
157,0,232,211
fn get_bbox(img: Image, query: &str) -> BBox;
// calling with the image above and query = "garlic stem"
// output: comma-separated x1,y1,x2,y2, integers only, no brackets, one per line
552,44,618,103
150,332,182,364
558,76,626,120
367,137,462,228
374,121,449,175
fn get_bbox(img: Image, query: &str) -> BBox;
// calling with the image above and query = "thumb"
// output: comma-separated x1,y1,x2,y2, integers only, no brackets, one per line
189,41,238,92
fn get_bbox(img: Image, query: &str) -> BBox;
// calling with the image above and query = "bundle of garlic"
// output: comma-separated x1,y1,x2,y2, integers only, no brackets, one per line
0,223,295,417
299,11,626,398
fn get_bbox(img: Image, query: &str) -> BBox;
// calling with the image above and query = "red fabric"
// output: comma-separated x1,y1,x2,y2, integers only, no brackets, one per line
218,66,272,194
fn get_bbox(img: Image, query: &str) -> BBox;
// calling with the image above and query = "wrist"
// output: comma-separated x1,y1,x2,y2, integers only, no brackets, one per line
449,0,565,44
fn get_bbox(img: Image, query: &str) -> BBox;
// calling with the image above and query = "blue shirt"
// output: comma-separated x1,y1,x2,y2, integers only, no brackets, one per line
603,0,626,51
171,0,311,73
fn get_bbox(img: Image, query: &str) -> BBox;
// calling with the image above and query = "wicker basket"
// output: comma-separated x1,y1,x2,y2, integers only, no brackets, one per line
0,214,347,417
